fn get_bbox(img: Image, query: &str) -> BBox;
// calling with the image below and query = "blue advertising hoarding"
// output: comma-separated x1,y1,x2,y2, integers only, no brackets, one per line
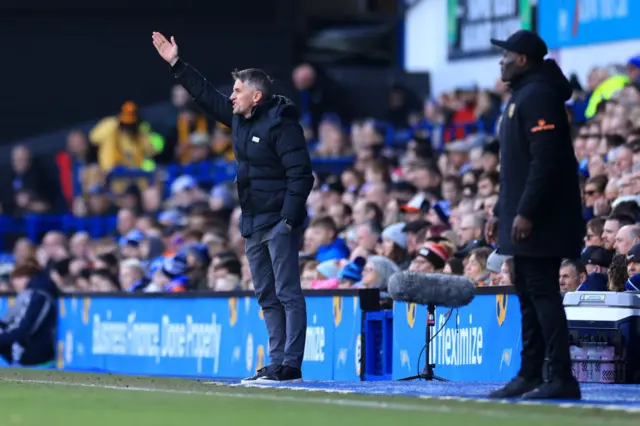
392,294,522,381
54,294,362,381
539,0,640,49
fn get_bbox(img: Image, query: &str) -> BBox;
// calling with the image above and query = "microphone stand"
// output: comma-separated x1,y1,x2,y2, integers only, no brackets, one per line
398,303,448,382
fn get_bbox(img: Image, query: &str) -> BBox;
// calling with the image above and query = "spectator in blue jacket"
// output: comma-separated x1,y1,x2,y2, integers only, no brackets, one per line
303,216,350,262
0,263,58,367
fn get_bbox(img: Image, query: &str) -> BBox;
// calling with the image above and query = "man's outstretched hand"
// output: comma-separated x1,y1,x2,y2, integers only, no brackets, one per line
152,32,179,66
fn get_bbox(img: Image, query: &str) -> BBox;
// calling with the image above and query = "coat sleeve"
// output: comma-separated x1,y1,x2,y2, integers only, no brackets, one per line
0,291,52,347
171,59,234,128
516,91,569,220
274,122,314,226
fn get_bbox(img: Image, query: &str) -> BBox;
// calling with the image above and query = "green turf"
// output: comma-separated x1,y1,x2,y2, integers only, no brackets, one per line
0,369,637,426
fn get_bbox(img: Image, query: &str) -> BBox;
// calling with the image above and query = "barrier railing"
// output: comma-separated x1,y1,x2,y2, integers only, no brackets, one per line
0,287,519,382
0,215,117,248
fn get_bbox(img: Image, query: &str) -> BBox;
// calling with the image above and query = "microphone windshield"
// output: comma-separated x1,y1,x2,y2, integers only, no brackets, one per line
388,271,475,308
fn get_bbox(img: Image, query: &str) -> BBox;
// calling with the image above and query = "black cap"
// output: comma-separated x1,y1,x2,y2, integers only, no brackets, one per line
455,239,491,259
581,246,614,268
627,243,640,263
321,180,345,195
490,30,548,61
402,220,431,234
483,138,500,155
390,181,417,194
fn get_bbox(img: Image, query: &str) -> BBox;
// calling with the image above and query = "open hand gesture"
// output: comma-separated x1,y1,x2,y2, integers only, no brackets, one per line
152,32,179,66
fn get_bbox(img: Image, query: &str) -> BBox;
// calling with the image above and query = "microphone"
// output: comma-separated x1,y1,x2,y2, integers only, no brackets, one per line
388,271,476,308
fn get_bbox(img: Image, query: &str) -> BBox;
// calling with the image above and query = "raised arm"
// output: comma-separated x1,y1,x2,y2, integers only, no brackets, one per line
152,32,233,127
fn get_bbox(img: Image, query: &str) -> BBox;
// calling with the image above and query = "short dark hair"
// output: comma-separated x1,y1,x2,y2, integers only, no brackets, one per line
363,202,384,227
309,216,338,235
231,68,274,100
215,258,241,276
561,258,587,277
479,171,500,186
607,213,636,227
585,175,608,193
587,216,606,236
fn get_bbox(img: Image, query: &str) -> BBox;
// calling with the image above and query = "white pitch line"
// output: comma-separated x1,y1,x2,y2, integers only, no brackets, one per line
4,377,639,420
418,394,640,414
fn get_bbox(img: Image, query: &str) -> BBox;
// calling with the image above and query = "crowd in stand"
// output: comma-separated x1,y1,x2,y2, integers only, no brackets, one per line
3,56,640,295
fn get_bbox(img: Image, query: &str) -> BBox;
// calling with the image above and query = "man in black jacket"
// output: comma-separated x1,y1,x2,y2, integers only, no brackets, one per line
486,30,583,400
0,264,58,367
152,32,314,383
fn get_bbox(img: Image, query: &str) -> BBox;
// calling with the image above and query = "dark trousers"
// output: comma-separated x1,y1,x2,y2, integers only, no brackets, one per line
245,220,307,369
513,256,572,380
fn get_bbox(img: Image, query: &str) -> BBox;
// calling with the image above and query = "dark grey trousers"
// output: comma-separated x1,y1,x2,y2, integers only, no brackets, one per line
245,220,307,369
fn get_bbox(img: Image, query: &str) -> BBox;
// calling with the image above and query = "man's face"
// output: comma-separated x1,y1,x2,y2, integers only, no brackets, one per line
584,138,599,157
322,191,342,210
499,51,526,82
588,155,606,177
352,200,370,225
356,225,379,251
230,79,260,116
303,226,332,254
480,153,499,172
583,183,603,207
117,210,136,236
70,233,90,258
559,266,581,292
119,266,141,290
618,174,635,196
477,178,494,197
88,194,109,214
11,147,30,173
406,232,422,255
614,227,636,255
67,132,88,155
482,194,498,217
11,276,30,293
627,260,640,277
584,226,603,247
616,148,633,174
574,137,586,160
327,204,349,229
363,183,387,209
13,239,33,264
189,145,209,162
42,233,63,258
457,215,479,246
449,152,468,169
142,186,162,212
602,219,621,250
174,188,196,207
441,181,459,202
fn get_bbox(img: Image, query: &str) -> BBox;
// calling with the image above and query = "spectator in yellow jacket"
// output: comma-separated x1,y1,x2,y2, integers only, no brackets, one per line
89,101,159,172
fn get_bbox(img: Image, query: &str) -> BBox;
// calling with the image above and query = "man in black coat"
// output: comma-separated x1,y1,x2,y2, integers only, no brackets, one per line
152,32,314,383
486,30,583,400
0,264,58,367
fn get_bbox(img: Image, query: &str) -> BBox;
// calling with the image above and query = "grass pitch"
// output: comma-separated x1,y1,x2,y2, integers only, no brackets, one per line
0,369,637,426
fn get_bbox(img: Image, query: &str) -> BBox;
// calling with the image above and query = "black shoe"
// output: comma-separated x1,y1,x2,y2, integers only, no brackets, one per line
256,365,303,383
522,377,581,400
240,365,276,384
488,376,543,399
